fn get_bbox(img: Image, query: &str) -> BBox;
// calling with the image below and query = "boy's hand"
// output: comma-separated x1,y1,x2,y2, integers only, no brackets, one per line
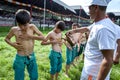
113,58,119,65
62,38,67,41
67,45,72,50
39,36,45,41
12,42,24,50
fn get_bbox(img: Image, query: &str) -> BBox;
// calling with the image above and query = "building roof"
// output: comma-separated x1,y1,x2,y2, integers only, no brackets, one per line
12,0,76,15
71,5,89,19
53,0,76,13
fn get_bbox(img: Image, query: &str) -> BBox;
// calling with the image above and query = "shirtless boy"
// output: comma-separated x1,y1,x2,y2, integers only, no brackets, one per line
5,9,45,80
41,21,65,80
71,23,83,63
64,23,82,76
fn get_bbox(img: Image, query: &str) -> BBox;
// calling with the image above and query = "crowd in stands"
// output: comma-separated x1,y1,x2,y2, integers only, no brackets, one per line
0,1,91,28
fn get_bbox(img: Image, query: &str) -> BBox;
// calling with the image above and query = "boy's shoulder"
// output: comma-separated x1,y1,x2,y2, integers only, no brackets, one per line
48,30,54,35
11,26,19,31
29,24,36,28
47,31,55,37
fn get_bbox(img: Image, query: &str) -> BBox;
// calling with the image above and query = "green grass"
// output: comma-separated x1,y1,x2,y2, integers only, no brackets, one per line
0,27,120,80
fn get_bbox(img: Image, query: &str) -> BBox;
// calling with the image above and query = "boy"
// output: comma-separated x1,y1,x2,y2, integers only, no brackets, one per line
64,36,73,76
71,23,82,63
5,9,45,80
65,23,82,76
41,21,65,80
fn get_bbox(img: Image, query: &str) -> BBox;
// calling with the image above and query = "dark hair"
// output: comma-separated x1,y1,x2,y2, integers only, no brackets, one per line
98,6,107,11
15,9,31,25
72,23,81,27
55,21,65,31
107,12,115,20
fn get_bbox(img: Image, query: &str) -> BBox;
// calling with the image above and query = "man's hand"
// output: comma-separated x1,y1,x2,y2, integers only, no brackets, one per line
12,42,24,50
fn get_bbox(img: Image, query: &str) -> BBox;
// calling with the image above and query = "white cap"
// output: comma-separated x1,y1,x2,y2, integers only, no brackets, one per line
87,0,111,6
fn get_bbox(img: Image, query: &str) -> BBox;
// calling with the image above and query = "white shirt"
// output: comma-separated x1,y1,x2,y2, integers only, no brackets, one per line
84,18,117,77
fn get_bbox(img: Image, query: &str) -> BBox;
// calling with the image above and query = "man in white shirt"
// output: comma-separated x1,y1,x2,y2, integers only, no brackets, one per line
66,0,118,80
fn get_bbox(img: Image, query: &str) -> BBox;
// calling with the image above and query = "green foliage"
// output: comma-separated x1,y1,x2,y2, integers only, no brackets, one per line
0,28,120,80
0,27,11,32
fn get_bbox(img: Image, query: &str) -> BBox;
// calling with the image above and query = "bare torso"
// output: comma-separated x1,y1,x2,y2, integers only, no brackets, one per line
49,31,62,52
14,26,34,56
72,33,82,44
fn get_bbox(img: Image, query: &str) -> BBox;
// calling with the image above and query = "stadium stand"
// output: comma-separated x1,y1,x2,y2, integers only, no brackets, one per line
0,0,91,28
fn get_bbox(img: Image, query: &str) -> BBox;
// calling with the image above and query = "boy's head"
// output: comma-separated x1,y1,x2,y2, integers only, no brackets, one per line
72,23,81,29
15,9,31,25
107,12,115,22
55,21,65,33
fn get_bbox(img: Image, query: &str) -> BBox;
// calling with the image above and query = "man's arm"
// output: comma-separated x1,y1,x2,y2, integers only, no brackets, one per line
96,27,116,80
96,28,115,80
66,27,89,35
113,39,120,64
31,24,45,40
97,50,113,80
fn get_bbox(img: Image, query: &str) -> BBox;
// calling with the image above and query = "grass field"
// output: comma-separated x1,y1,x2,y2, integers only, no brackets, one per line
0,27,120,80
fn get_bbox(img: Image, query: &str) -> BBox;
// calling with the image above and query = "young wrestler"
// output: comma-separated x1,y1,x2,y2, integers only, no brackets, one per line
5,9,45,80
64,23,82,75
41,21,65,80
71,23,82,63
81,32,89,61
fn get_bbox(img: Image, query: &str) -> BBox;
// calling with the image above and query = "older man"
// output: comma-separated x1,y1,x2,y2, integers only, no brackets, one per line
66,0,118,80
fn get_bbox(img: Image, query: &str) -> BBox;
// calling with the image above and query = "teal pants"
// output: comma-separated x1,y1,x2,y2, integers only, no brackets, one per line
13,52,38,80
72,47,76,62
49,50,62,75
75,45,78,57
66,47,72,65
78,43,86,56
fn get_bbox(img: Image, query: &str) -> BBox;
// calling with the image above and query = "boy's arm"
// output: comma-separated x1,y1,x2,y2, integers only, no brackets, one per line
41,33,58,45
62,38,72,50
113,39,120,64
5,27,23,50
5,27,15,47
31,24,45,40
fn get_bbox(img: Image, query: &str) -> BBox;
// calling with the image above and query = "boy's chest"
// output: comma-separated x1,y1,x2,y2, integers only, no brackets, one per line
14,28,34,38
